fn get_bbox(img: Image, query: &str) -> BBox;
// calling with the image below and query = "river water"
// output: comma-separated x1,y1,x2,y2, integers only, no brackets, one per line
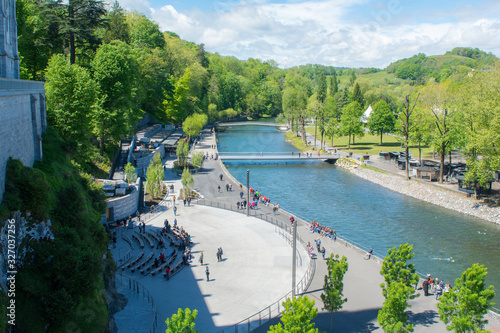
217,124,500,303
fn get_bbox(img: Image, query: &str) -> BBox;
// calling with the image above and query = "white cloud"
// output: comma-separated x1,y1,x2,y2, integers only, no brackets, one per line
118,0,153,16
145,0,500,68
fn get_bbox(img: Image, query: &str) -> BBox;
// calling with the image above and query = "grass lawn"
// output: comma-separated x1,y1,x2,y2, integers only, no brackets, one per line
305,127,436,158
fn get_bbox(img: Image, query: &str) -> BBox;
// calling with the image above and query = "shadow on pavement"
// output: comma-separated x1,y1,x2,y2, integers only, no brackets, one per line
408,309,439,327
314,308,381,333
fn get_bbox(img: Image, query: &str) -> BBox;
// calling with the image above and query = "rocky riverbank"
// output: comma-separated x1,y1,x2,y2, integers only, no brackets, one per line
336,157,500,224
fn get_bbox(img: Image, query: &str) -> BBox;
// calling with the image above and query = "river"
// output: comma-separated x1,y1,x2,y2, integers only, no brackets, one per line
216,124,500,304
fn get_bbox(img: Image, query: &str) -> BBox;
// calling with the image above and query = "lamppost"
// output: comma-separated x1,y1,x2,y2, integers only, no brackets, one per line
292,217,297,298
246,169,250,217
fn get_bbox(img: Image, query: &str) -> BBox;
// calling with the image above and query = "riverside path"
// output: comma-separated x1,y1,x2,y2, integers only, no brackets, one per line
189,128,500,333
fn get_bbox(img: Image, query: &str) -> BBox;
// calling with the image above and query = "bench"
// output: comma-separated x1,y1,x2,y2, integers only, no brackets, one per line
122,251,144,270
139,233,155,249
131,252,155,273
122,235,134,250
132,233,145,249
152,251,177,276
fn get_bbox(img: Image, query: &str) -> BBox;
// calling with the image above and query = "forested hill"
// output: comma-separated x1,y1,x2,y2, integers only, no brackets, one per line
385,47,497,84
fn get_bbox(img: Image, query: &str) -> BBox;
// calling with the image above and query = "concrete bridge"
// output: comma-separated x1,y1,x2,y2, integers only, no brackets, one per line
218,152,339,163
215,122,289,130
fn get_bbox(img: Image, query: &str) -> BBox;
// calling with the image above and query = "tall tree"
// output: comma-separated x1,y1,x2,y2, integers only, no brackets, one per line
367,100,395,145
379,244,419,298
316,72,327,150
321,253,348,332
329,72,338,96
398,94,420,180
163,69,191,124
377,281,415,333
269,296,321,333
91,40,140,150
458,64,500,187
99,1,129,43
127,13,165,49
146,152,164,198
419,83,459,183
45,54,99,151
181,168,195,196
182,113,208,141
438,264,495,333
352,82,365,107
340,101,364,149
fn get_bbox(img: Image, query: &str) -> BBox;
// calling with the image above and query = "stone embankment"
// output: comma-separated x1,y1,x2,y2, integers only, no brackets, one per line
336,158,500,224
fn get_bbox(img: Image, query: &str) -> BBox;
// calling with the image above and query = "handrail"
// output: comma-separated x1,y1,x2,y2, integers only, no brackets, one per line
194,198,315,333
116,273,158,333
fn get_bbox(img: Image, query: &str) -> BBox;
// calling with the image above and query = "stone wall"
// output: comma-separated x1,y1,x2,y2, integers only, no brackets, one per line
105,178,141,222
0,78,46,202
136,144,165,177
0,0,20,79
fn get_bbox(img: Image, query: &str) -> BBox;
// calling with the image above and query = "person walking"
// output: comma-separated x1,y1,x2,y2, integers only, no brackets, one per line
219,247,223,261
219,174,223,181
205,266,210,281
218,185,221,192
173,206,177,216
321,247,326,259
173,195,176,205
199,252,204,265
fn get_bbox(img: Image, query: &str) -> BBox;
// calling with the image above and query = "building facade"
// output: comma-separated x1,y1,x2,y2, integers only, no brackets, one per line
0,0,46,202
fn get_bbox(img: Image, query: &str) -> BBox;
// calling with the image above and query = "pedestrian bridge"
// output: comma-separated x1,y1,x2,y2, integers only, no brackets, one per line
218,152,339,164
215,122,289,130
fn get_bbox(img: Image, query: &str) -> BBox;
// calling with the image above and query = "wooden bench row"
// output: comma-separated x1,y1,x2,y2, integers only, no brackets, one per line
138,232,154,249
151,251,177,276
122,234,134,250
122,250,145,270
132,233,144,249
131,252,155,273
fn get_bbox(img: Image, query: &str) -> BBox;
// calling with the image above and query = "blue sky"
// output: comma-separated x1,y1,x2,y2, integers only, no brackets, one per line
116,0,500,68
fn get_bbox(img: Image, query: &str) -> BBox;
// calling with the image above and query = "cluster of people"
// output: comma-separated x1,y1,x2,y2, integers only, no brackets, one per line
422,274,451,299
182,197,192,206
309,221,337,241
236,200,247,209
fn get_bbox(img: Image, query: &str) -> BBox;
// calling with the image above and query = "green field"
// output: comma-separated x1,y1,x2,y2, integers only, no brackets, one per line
304,127,436,158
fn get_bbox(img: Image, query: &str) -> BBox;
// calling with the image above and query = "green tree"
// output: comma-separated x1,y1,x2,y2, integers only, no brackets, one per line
397,94,420,180
166,308,198,333
351,82,365,107
181,168,194,196
367,100,395,145
321,253,348,332
268,296,322,333
91,40,140,151
176,140,190,168
380,244,419,298
45,54,99,152
458,64,500,187
124,162,137,183
438,263,495,333
419,83,459,183
146,152,164,198
191,152,205,171
183,113,208,141
127,13,165,49
99,1,129,44
163,68,191,124
377,281,415,333
349,70,357,86
329,72,338,96
340,101,364,149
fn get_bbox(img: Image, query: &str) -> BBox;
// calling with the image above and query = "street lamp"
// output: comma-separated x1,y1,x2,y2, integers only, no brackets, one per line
246,169,249,217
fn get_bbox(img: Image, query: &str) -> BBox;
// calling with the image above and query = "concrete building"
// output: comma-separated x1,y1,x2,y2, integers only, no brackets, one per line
0,0,46,202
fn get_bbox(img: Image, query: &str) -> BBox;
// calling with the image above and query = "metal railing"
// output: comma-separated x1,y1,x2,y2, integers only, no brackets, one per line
116,273,158,333
194,198,315,333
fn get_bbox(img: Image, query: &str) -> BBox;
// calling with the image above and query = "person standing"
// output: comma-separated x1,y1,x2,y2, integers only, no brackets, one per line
173,206,177,216
187,197,191,206
173,196,176,205
219,247,223,261
219,174,223,181
205,266,210,281
218,185,221,192
321,247,326,259
199,252,204,265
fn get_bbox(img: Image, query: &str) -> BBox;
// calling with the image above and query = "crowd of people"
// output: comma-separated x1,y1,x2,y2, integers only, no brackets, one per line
421,274,451,299
309,221,337,241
